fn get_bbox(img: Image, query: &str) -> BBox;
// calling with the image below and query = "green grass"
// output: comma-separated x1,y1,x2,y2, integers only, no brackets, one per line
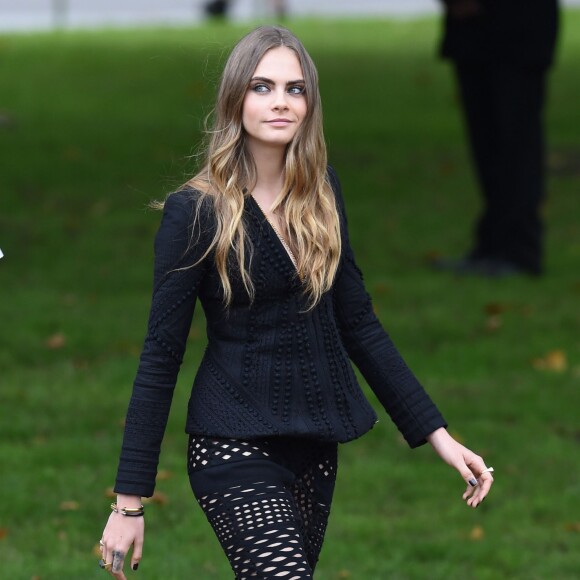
1,13,580,580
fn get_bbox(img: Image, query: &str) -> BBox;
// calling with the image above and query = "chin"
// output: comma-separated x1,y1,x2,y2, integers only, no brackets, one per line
261,137,294,147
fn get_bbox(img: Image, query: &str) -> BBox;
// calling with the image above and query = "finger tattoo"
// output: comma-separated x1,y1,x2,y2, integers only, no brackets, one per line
112,550,124,573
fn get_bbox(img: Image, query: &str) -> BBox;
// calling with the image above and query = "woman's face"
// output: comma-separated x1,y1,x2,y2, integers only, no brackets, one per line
242,46,307,153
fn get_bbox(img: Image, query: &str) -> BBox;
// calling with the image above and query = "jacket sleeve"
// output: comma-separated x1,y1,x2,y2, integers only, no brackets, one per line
114,189,213,497
328,167,447,448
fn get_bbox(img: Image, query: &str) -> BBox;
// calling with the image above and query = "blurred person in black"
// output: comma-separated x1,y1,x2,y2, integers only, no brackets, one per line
434,0,559,277
204,0,231,19
204,0,287,20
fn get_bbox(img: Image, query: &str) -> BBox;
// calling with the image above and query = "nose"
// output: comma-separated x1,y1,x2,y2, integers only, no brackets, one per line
271,87,289,111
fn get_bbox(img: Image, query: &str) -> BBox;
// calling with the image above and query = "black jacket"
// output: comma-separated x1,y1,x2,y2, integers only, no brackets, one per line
114,167,447,497
440,0,559,68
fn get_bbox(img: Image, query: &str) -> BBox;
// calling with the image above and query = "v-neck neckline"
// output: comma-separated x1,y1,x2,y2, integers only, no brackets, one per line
247,194,301,277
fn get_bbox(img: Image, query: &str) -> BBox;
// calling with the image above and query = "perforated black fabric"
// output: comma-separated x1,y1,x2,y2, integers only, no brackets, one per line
188,436,337,579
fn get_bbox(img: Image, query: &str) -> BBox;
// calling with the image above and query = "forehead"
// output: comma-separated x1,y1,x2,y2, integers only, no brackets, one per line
252,46,303,78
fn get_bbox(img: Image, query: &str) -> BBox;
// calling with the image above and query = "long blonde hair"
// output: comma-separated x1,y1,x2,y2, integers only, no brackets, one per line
180,26,341,309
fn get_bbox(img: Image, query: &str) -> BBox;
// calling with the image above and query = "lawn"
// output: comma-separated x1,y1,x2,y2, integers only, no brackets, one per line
1,12,579,580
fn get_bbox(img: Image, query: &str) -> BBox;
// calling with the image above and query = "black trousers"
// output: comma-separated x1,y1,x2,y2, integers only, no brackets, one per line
454,62,549,274
187,435,338,579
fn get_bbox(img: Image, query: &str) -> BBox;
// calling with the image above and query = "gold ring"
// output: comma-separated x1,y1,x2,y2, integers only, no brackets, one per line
104,562,112,570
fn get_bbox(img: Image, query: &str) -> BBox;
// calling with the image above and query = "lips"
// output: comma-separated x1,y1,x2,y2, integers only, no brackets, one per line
266,118,292,124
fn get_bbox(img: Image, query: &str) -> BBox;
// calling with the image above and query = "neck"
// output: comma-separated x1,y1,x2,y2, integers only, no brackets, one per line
247,141,286,205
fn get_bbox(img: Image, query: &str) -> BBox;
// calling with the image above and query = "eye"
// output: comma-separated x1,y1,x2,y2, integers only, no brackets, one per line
288,85,305,95
251,83,270,93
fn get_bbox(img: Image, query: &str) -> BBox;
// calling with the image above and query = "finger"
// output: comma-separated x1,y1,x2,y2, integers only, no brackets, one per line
462,482,475,501
460,470,479,496
457,468,484,505
475,471,495,502
131,534,143,571
458,459,481,488
100,544,110,571
467,475,494,508
111,549,127,579
462,454,489,490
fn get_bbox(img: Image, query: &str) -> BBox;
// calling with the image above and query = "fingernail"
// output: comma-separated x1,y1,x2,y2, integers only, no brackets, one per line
132,563,139,571
468,478,478,487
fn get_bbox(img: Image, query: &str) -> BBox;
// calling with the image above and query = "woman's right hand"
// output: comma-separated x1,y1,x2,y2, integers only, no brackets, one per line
100,495,145,579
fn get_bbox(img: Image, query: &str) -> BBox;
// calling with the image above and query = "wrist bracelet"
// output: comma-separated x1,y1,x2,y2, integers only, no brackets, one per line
110,502,145,517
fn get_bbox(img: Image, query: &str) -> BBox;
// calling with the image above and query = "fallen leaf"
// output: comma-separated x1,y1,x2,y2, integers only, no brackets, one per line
60,501,79,511
395,433,406,446
547,150,580,176
61,293,77,306
337,570,352,579
372,282,390,296
72,358,89,370
151,491,169,505
62,146,82,161
413,71,433,87
438,160,456,176
142,491,168,506
564,522,580,532
0,528,7,540
484,302,509,315
423,250,443,263
156,470,173,481
202,560,218,573
90,200,109,217
469,525,484,541
45,333,66,349
188,327,201,341
0,110,17,129
484,314,503,332
104,487,116,499
531,350,567,372
185,80,206,97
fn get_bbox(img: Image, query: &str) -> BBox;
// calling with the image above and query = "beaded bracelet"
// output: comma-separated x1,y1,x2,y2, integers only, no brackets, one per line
110,502,145,517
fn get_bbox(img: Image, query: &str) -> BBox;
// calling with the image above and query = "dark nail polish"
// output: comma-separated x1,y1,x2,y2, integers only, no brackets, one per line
469,478,478,487
132,563,139,571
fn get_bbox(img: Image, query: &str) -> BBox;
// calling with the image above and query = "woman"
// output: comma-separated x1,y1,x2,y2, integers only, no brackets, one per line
99,25,494,579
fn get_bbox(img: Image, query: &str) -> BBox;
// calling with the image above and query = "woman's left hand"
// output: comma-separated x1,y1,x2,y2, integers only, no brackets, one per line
426,427,494,508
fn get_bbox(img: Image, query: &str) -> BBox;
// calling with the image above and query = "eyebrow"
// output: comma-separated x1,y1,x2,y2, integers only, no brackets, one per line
250,76,305,85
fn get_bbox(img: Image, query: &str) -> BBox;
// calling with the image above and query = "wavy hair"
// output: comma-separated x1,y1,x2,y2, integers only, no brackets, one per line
175,25,341,309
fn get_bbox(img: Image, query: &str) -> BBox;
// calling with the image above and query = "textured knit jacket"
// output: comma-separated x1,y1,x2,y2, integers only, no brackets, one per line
115,167,447,497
